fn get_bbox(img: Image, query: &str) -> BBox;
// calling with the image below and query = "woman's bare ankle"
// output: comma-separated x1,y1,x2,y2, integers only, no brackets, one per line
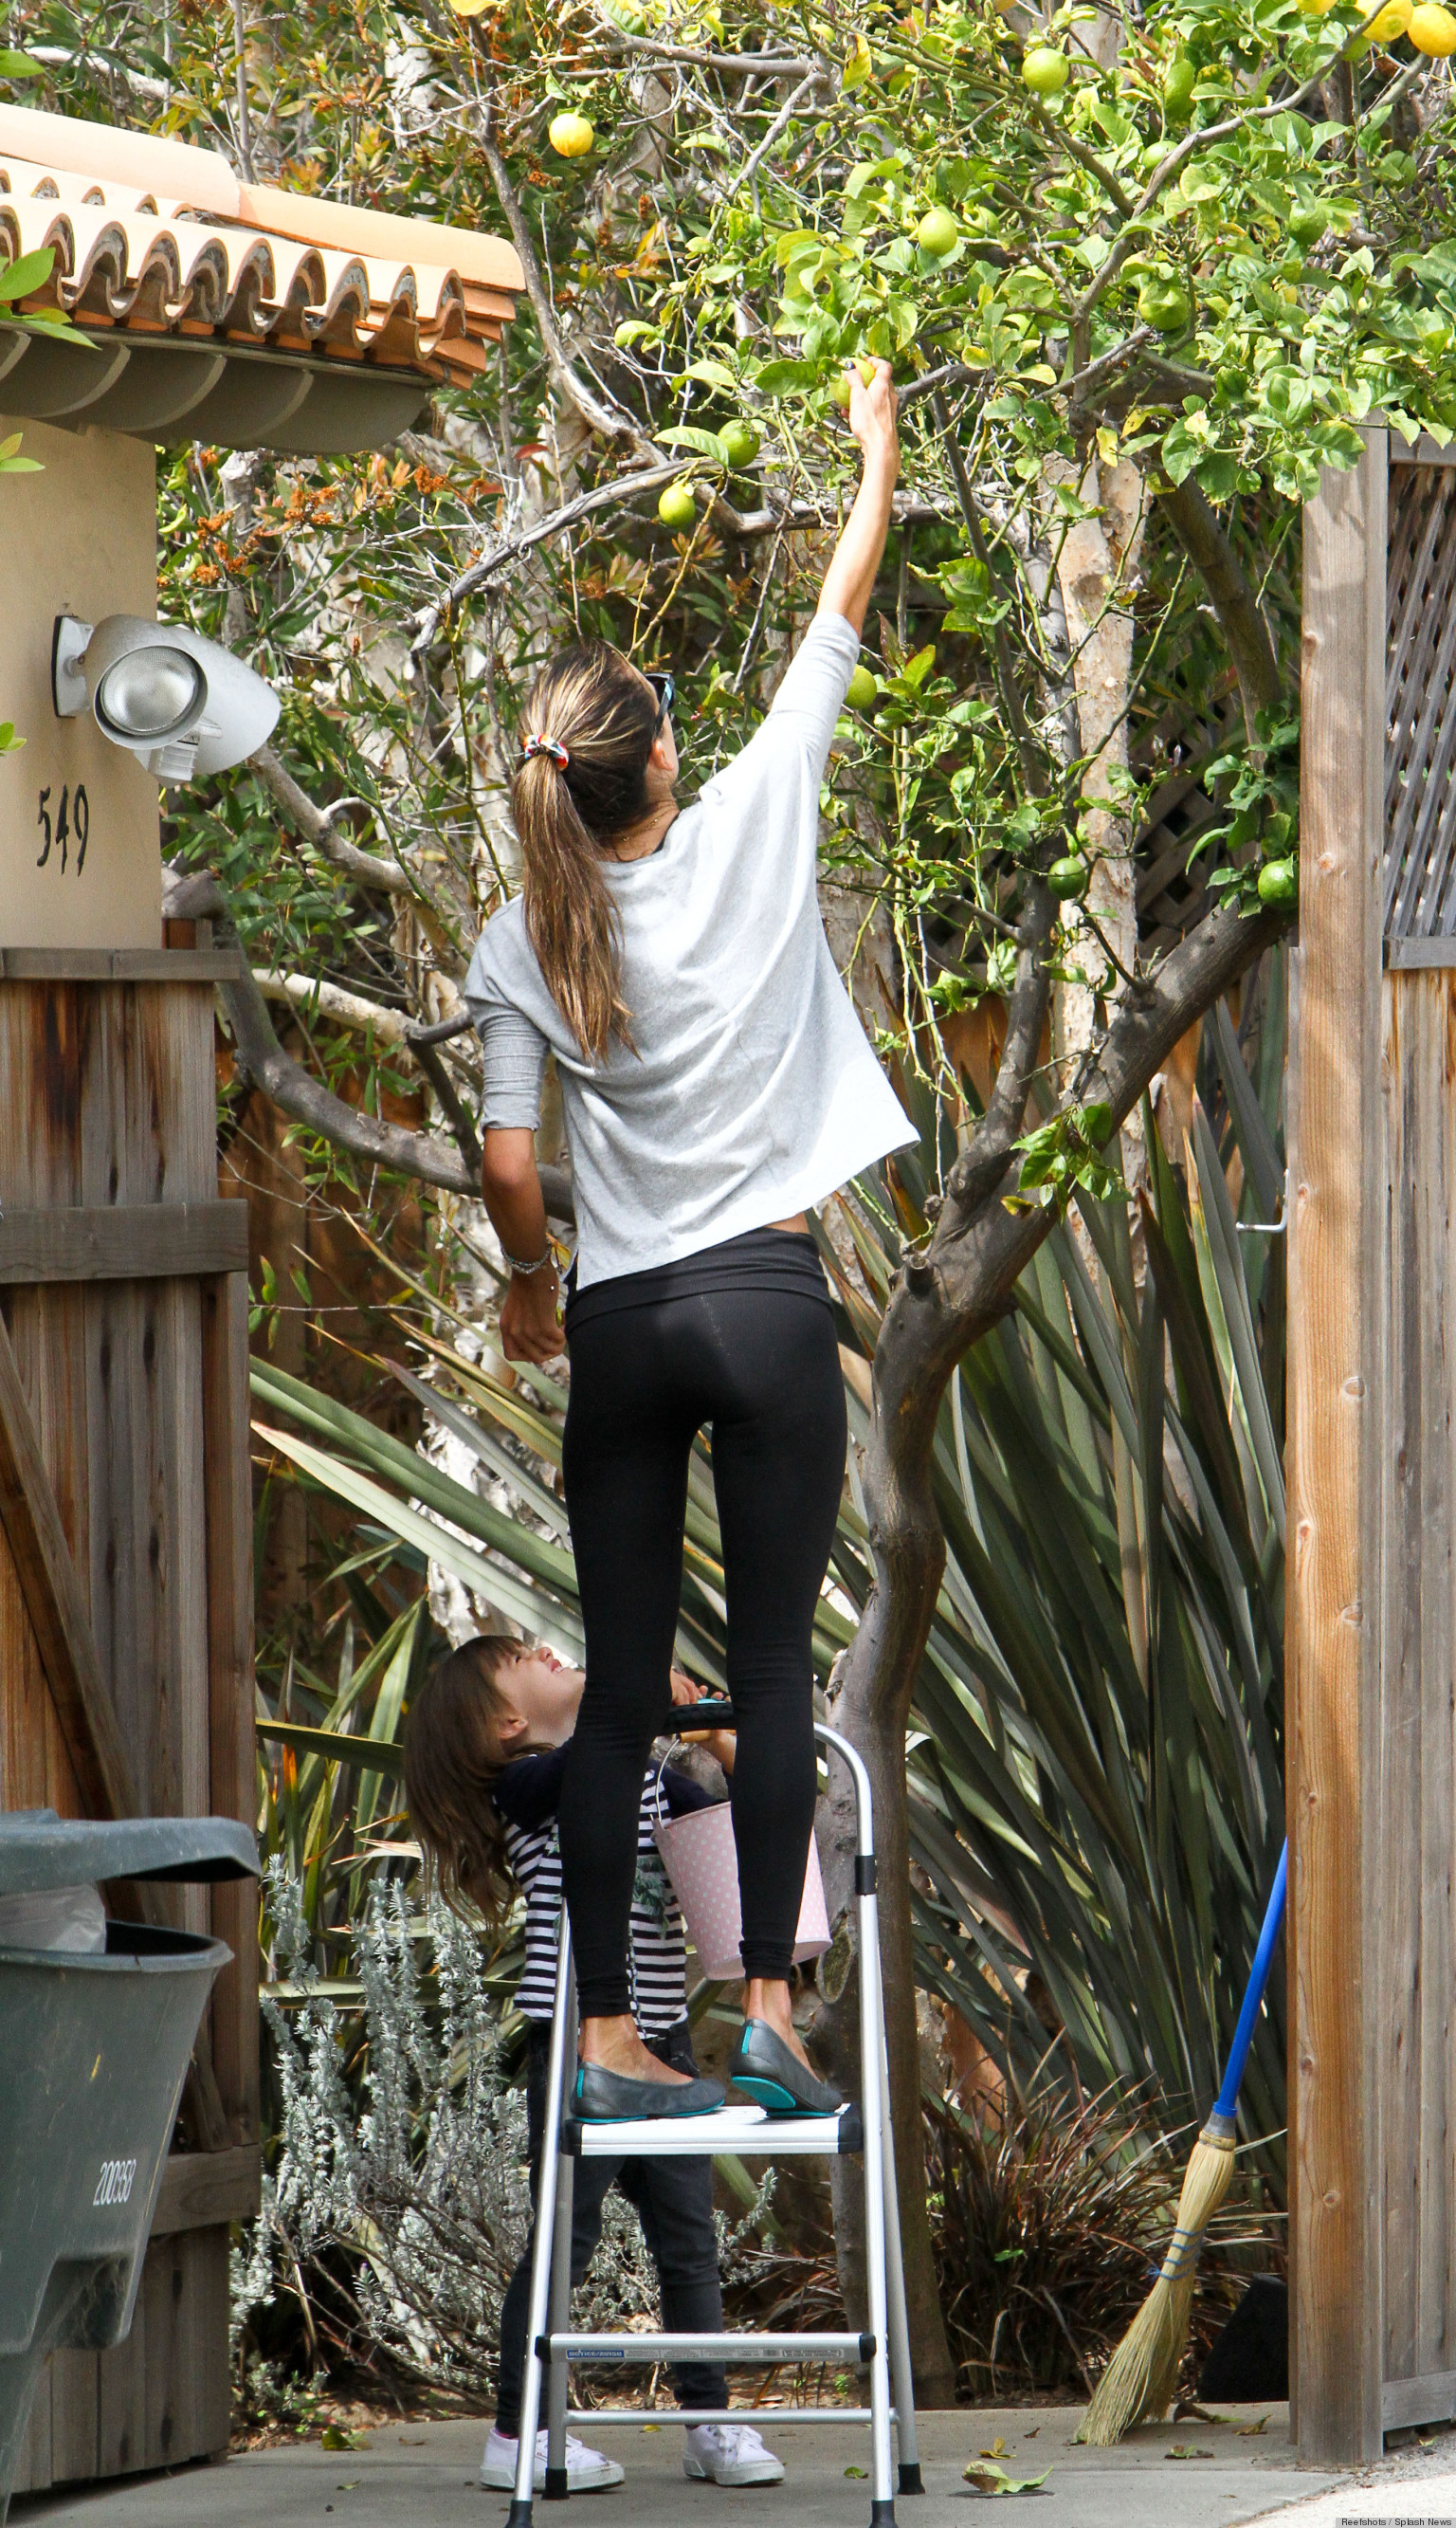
744,1977,810,2068
579,2014,688,2081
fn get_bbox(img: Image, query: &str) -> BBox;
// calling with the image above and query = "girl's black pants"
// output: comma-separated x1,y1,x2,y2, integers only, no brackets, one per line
495,2018,726,2431
558,1252,846,2020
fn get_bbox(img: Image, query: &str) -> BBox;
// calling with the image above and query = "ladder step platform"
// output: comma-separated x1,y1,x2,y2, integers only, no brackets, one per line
537,2331,877,2367
563,2100,864,2156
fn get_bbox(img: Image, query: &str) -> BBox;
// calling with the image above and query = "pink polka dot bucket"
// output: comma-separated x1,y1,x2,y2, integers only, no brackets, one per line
651,1762,830,1983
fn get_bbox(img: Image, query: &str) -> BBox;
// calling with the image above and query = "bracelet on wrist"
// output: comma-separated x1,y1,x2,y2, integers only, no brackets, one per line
503,1242,556,1278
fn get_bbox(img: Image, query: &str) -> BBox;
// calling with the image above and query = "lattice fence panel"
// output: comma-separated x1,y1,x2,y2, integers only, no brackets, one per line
1385,462,1456,938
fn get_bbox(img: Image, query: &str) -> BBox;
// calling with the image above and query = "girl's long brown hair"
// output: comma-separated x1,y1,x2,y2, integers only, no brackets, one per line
510,642,664,1063
404,1635,521,1931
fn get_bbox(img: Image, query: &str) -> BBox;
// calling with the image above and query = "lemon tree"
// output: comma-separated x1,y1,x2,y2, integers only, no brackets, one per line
23,0,1456,2404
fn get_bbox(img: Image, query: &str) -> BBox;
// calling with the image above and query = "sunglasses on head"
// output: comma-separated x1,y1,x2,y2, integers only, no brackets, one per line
645,669,674,736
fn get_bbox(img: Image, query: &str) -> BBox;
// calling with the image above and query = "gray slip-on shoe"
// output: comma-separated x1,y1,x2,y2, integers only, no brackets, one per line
726,2018,844,2116
573,2061,725,2120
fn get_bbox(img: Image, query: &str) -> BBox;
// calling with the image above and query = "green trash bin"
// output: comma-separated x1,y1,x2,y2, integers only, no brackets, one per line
0,1808,258,2521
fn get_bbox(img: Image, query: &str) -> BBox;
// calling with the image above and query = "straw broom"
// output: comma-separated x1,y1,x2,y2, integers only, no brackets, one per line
1080,1842,1288,2446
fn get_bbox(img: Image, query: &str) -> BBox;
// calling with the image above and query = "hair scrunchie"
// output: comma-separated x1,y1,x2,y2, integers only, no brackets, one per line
521,732,570,770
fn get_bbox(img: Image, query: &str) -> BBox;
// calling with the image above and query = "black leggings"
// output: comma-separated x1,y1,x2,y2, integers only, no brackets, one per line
558,1280,846,2018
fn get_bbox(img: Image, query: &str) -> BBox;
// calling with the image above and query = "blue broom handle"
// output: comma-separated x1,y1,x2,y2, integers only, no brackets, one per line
1212,1841,1288,2122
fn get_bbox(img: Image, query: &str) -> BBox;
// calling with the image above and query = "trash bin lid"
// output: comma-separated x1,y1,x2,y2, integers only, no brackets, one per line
0,1808,258,1895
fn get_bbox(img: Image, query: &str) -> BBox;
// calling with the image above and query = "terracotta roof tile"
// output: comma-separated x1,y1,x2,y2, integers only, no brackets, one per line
0,109,520,389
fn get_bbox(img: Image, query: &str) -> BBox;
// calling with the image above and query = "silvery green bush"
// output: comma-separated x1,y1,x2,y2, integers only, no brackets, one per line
234,1860,664,2394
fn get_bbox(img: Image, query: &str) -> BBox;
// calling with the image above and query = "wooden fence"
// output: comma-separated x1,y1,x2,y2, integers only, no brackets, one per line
1292,428,1456,2464
0,943,258,2493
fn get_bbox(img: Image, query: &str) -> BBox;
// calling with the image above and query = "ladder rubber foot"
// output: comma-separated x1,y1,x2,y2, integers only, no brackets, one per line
899,2461,925,2494
543,2468,570,2501
869,2502,897,2526
505,2504,535,2527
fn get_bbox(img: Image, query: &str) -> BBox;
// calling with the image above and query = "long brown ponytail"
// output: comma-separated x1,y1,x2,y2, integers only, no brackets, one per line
510,643,664,1063
404,1635,521,1932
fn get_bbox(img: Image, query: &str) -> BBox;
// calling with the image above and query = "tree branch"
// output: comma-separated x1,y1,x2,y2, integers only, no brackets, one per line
411,471,955,650
587,14,823,74
254,970,416,1044
474,86,656,454
249,743,415,897
411,460,689,650
166,869,572,1220
933,388,1046,797
1156,475,1283,741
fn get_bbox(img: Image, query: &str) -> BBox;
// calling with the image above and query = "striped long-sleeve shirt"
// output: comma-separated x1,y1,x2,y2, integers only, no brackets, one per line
492,1746,720,2034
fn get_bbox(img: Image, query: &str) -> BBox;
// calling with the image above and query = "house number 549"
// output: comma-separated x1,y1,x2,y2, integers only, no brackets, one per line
37,783,90,875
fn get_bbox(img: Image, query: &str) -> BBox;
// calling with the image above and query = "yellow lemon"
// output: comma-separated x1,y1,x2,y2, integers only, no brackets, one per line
548,111,595,156
1366,0,1412,33
1410,0,1456,43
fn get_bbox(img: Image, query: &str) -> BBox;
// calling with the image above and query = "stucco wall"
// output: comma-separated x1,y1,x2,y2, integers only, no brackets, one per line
0,416,161,950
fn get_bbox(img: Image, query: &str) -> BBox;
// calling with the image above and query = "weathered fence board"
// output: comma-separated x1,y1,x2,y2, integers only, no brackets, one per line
1296,431,1456,2464
1288,428,1388,2466
0,962,257,2494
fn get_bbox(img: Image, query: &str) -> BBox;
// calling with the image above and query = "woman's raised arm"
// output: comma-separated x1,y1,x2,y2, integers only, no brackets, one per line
816,359,901,638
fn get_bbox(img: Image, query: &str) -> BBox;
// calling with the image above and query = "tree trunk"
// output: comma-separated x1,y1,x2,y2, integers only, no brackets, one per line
811,888,1290,2401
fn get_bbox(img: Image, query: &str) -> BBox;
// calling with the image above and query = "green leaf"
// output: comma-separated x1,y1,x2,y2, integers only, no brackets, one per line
0,48,43,76
752,357,819,394
257,1721,404,1780
0,247,57,303
658,424,730,459
252,1419,588,1656
0,722,22,754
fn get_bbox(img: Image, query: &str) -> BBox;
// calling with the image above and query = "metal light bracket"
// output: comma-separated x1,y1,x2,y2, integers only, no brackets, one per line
51,615,94,720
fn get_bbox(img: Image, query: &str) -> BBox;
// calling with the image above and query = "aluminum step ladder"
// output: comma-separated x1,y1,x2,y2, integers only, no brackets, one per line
505,1716,920,2527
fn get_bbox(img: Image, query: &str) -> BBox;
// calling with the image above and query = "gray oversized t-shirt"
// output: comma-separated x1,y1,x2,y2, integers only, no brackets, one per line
463,609,915,1291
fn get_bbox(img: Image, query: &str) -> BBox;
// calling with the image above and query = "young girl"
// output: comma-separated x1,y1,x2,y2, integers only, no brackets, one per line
404,1633,785,2494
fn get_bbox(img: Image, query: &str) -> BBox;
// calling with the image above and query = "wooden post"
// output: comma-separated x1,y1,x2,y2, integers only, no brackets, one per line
202,1267,260,2148
1287,430,1387,2465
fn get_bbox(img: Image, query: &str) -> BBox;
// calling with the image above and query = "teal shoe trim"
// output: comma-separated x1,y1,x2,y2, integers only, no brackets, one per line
732,2073,804,2115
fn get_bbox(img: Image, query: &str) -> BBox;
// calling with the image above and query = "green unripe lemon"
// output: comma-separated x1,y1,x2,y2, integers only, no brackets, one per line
549,111,595,156
719,420,760,468
657,483,697,530
916,206,960,255
830,357,878,409
1257,857,1298,907
1047,855,1090,902
846,665,879,710
1022,46,1068,93
1288,203,1329,248
1163,54,1196,114
1138,281,1191,333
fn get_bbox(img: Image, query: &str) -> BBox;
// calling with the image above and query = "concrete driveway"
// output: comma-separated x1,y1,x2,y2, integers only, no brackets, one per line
10,2403,1380,2528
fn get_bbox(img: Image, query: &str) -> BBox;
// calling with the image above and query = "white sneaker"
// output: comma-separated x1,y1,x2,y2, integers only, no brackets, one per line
479,2424,625,2491
682,2422,785,2486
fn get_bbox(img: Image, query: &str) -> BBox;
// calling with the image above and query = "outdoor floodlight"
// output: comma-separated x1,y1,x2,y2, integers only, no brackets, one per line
52,614,280,783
